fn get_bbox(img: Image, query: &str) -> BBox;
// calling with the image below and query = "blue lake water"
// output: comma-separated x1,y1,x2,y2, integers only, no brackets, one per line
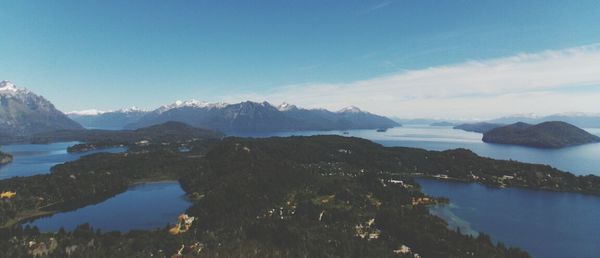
24,182,191,232
418,179,600,258
0,142,126,180
232,125,600,176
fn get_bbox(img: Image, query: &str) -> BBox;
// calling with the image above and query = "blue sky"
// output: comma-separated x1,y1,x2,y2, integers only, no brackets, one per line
1,0,599,118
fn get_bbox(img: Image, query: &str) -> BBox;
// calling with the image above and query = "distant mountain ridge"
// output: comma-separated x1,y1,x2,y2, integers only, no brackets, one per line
0,81,83,136
68,107,149,130
482,121,600,148
454,122,505,133
122,100,399,132
489,113,600,128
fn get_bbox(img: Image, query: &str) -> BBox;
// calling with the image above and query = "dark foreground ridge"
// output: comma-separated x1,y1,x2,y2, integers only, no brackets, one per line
483,121,600,148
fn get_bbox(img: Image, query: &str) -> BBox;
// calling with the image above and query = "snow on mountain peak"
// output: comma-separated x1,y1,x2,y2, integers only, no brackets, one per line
67,109,107,116
157,99,228,113
0,80,25,94
0,80,16,90
277,102,297,111
338,106,362,113
117,106,145,113
0,81,36,99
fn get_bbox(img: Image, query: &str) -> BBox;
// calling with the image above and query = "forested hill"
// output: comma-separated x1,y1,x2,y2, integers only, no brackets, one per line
483,121,600,148
11,121,223,145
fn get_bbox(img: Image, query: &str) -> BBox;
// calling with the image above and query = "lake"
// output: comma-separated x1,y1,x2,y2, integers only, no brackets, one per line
0,142,126,180
418,178,600,258
232,125,600,176
24,182,191,232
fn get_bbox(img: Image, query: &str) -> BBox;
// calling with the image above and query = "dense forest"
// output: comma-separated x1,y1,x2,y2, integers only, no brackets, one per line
3,131,600,257
482,121,600,148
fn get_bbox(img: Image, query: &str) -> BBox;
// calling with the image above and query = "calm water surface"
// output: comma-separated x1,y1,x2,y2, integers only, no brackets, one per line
0,142,125,180
418,178,600,258
24,182,191,232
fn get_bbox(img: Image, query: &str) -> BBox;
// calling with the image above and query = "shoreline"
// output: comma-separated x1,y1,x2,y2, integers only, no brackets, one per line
2,177,181,229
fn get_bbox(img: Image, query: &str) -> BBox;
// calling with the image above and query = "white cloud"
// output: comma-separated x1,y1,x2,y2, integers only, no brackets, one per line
228,44,600,119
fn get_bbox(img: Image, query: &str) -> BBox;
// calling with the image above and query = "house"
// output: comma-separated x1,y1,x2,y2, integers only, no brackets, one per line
1,191,16,199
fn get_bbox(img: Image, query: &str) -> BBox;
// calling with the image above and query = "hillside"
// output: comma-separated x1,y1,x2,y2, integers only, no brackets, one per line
29,121,224,151
483,121,600,148
0,81,83,136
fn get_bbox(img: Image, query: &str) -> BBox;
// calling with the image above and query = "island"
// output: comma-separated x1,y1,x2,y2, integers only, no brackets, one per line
482,121,600,148
0,151,12,165
453,122,503,133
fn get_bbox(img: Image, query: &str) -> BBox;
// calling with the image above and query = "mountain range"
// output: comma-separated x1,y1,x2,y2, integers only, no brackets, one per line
393,113,600,129
0,81,83,137
71,100,399,132
67,107,148,130
487,113,600,128
0,80,399,136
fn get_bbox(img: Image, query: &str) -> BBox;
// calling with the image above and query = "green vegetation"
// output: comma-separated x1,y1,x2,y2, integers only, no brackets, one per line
0,135,532,257
3,133,600,257
483,121,600,148
34,121,223,145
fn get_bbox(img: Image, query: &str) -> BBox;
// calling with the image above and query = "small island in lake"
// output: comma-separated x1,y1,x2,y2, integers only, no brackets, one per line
0,151,12,165
482,121,600,148
453,122,504,133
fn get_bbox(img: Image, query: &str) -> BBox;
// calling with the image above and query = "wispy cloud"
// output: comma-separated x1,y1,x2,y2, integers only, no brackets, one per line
368,1,393,12
227,44,600,119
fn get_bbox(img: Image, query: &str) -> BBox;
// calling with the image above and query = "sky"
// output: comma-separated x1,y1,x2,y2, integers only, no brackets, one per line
1,0,599,119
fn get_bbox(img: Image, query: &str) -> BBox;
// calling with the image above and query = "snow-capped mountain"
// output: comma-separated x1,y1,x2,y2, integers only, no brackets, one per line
277,102,298,112
338,106,362,113
68,106,149,130
67,109,107,116
0,80,83,136
124,100,399,132
155,99,228,114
